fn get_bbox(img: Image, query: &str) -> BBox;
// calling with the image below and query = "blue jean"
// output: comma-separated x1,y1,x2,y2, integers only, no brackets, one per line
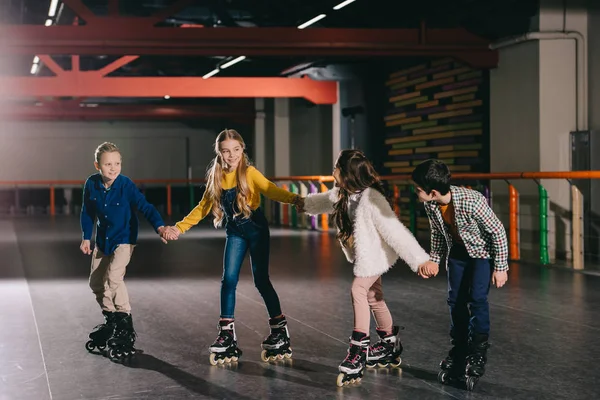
446,245,492,341
220,211,282,319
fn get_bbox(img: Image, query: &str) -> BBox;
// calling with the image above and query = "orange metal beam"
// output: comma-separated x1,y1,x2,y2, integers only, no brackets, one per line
0,25,498,68
1,104,255,122
0,75,338,104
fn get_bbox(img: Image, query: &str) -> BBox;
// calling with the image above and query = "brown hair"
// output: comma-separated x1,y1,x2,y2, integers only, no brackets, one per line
94,142,120,163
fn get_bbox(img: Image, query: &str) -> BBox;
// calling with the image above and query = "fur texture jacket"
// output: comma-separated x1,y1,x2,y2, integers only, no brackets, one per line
304,187,430,278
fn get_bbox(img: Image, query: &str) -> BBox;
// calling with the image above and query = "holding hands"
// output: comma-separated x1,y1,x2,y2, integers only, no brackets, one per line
159,226,181,243
417,261,439,279
294,196,306,213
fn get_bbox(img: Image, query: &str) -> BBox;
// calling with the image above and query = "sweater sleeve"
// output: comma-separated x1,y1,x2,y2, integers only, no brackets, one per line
247,167,298,204
304,187,338,215
175,191,213,233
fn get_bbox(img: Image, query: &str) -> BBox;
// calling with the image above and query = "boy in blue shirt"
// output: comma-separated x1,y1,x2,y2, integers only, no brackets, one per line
81,142,166,361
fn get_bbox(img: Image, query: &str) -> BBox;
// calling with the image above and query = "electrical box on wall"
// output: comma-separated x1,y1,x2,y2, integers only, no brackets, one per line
571,131,600,263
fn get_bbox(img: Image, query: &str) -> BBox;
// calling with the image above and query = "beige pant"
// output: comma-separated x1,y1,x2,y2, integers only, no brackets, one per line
351,276,393,335
89,244,134,313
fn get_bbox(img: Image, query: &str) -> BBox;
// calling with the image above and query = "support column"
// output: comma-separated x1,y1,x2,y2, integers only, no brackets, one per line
332,83,341,165
254,98,266,171
274,98,290,177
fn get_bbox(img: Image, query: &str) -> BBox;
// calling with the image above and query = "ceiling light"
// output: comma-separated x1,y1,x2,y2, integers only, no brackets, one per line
203,69,220,79
48,0,59,17
221,56,246,69
297,14,326,29
164,95,171,99
333,0,356,10
30,64,39,75
45,19,53,26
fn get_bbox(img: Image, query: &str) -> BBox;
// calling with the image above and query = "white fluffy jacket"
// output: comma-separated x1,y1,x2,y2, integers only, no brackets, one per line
304,187,430,278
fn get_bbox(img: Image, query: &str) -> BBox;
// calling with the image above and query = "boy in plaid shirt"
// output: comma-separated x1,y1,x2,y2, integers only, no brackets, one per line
411,159,508,388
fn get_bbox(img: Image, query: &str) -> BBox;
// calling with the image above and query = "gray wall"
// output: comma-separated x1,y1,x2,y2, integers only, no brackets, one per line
0,121,217,182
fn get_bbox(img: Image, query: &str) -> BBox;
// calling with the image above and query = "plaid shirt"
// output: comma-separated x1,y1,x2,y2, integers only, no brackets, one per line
423,185,509,272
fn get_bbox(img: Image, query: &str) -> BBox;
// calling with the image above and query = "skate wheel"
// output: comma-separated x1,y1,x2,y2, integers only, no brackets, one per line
209,353,218,366
336,373,345,387
438,370,448,384
355,377,362,383
85,340,95,352
108,348,117,360
283,352,292,359
98,344,106,351
466,376,477,391
217,357,225,364
366,362,376,369
276,354,284,360
224,357,231,363
378,362,389,368
390,357,402,368
260,350,269,362
231,356,239,362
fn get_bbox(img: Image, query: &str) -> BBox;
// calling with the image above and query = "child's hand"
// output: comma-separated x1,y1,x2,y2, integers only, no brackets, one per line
417,261,439,278
80,239,92,255
492,270,508,288
160,226,180,242
294,196,305,213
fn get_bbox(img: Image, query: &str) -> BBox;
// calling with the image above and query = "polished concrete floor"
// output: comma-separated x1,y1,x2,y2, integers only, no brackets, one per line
1,217,599,400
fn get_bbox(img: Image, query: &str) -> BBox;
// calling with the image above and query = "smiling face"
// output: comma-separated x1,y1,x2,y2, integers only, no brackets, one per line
219,138,244,170
94,151,122,185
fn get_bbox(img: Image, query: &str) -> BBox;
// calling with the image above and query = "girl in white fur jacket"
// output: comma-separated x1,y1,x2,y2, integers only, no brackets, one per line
302,149,438,386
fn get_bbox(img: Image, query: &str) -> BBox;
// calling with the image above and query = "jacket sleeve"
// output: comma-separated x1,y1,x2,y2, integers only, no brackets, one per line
128,179,165,231
472,192,509,271
304,187,338,215
370,190,429,272
80,179,95,240
424,204,446,264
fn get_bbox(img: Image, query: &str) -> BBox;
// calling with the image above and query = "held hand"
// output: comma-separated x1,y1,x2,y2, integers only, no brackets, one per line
294,196,306,213
492,270,508,288
80,239,92,255
157,226,168,244
161,226,181,241
417,261,439,279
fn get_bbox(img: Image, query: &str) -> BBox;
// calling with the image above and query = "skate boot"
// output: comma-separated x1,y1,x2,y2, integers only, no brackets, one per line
464,333,490,391
261,315,292,362
85,310,116,353
107,312,137,361
208,320,243,366
437,336,468,386
336,330,369,387
366,326,403,368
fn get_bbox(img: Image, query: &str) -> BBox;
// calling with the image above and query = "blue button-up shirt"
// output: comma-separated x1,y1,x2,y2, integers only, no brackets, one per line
80,174,164,255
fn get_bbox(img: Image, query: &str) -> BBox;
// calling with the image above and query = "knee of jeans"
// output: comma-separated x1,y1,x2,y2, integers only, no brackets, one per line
253,276,272,292
221,275,239,291
469,294,489,306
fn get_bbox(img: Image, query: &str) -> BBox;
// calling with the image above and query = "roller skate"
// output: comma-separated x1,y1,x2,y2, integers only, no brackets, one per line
463,334,490,391
336,331,369,387
437,337,468,387
209,320,242,366
85,310,116,353
261,315,292,362
107,312,137,362
366,325,403,368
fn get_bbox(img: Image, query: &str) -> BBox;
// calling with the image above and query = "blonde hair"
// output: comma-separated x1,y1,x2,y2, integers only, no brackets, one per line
206,129,253,228
94,142,120,163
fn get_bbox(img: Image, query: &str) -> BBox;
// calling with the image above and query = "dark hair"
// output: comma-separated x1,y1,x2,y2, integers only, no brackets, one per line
411,159,451,195
332,149,392,246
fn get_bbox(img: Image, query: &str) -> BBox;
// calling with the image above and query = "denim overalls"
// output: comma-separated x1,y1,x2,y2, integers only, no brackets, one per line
219,187,282,319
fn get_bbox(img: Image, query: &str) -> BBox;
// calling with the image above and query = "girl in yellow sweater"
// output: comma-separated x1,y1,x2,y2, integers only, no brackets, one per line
163,129,303,365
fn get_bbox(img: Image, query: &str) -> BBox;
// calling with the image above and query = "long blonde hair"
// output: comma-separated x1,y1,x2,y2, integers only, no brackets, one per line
206,129,253,227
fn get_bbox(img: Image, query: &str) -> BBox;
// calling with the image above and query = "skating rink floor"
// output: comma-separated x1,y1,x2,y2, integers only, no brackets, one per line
2,217,600,400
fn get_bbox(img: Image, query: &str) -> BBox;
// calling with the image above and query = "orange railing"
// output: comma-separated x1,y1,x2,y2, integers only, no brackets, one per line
1,171,597,270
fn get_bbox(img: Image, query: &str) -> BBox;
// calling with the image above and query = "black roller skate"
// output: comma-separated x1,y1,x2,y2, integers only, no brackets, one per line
463,334,490,391
437,337,468,387
366,326,403,368
85,310,116,353
336,331,369,387
209,320,242,366
107,312,137,362
261,315,292,362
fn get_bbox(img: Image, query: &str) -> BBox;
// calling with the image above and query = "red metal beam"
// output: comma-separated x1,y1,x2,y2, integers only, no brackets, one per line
0,75,338,104
0,26,498,68
1,103,254,122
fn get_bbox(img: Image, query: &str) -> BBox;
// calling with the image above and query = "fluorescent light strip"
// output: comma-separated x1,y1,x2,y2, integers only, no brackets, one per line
297,14,326,29
221,56,246,69
45,19,53,26
333,0,356,10
48,0,59,17
31,64,39,74
203,68,220,79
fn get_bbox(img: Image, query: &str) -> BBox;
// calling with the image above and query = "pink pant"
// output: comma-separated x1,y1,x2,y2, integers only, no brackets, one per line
351,275,393,335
